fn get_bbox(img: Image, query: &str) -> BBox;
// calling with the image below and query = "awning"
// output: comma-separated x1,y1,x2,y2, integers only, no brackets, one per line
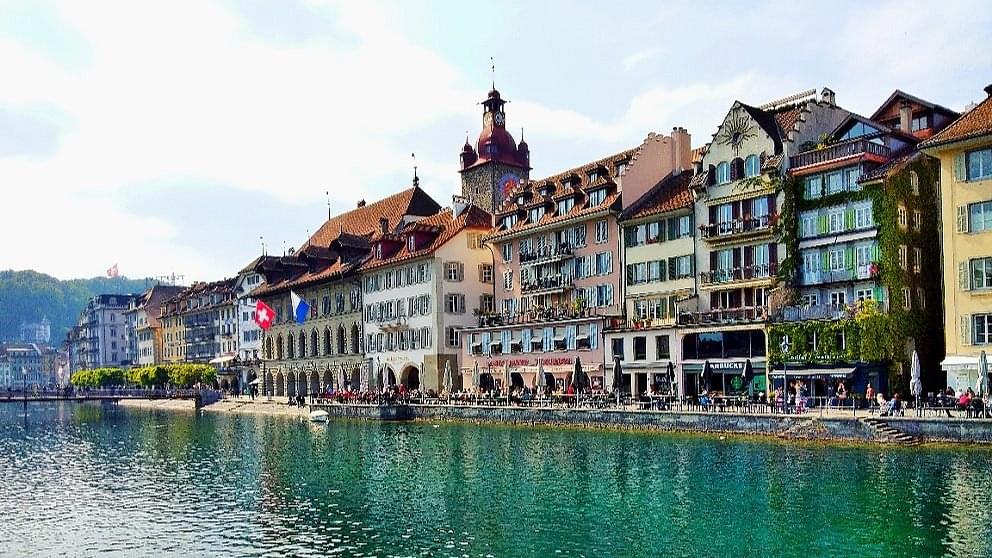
209,355,237,365
942,355,979,369
769,366,856,378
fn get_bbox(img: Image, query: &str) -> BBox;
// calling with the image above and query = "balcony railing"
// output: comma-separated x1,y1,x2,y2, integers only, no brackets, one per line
475,305,610,327
521,275,574,294
801,265,876,286
678,306,768,326
700,263,777,285
789,138,890,169
780,304,847,322
699,213,777,241
519,243,575,265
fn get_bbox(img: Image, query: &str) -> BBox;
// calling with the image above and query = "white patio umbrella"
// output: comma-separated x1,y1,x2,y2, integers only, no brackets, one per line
472,361,481,392
536,361,547,392
504,359,512,394
978,350,989,417
910,350,922,415
443,361,453,395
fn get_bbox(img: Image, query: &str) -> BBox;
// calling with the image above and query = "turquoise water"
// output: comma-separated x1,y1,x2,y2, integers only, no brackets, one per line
1,403,992,557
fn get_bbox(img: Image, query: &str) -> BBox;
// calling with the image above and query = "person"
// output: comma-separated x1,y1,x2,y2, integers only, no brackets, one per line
958,389,972,413
876,392,889,415
889,393,903,416
866,384,875,411
837,381,848,407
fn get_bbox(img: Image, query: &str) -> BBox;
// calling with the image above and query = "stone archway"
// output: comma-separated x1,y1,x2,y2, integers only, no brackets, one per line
401,365,421,390
286,371,296,397
265,371,274,396
349,367,362,390
322,369,333,391
297,372,308,397
385,366,397,388
510,372,524,389
275,371,285,397
309,370,320,396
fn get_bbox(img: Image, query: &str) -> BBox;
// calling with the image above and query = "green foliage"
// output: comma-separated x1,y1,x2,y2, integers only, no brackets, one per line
776,175,799,285
769,300,897,365
0,270,150,344
71,364,216,388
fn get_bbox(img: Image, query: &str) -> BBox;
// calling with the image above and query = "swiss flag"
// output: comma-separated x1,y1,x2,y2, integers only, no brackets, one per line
254,299,275,331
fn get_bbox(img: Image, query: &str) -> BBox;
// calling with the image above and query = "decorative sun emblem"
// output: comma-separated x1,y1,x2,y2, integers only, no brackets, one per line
718,111,756,155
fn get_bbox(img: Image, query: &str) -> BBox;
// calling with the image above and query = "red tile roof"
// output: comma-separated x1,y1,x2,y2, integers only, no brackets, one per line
305,186,440,251
619,170,694,221
361,205,493,271
920,92,992,150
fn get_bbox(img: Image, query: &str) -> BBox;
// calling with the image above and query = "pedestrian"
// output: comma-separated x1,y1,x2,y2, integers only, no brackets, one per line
866,384,875,411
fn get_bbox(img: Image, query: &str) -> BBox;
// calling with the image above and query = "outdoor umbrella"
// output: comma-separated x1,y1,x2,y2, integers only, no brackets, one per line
472,361,481,392
910,350,923,415
536,361,547,392
701,360,713,393
504,359,512,403
571,357,585,391
338,367,346,391
380,366,389,392
613,357,623,406
443,360,453,395
978,350,989,417
742,359,754,396
667,362,676,395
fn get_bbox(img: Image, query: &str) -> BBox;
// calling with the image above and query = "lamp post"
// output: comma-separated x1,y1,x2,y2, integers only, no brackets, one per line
780,338,791,414
22,366,28,411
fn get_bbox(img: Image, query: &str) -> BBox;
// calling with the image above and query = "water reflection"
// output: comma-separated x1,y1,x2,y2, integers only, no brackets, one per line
1,403,992,557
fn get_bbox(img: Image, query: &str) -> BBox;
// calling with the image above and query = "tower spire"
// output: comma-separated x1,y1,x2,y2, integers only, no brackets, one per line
411,153,419,187
490,56,495,89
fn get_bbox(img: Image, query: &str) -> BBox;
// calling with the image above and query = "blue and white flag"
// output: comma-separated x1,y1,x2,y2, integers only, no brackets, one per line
290,291,309,323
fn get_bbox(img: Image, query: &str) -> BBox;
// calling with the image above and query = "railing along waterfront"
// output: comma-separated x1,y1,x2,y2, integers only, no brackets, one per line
789,138,890,169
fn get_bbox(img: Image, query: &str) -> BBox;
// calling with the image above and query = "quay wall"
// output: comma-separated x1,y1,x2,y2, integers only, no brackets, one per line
309,404,992,445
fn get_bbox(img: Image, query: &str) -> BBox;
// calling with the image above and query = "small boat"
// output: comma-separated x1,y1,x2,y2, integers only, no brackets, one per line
309,410,329,423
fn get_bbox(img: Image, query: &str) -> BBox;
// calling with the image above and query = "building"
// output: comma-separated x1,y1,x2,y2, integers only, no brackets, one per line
770,90,957,395
124,285,183,365
362,197,492,391
921,83,992,391
681,88,849,396
19,317,51,345
459,101,693,391
66,294,139,371
253,185,442,398
459,88,531,214
605,169,695,394
0,343,46,388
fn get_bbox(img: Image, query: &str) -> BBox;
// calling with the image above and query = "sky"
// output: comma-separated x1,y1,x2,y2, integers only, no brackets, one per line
1,0,990,283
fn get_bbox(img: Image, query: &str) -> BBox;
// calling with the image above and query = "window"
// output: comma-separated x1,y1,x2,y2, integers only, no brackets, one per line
902,287,912,310
899,245,908,269
588,170,599,184
969,201,992,232
556,197,575,215
612,338,625,360
804,176,823,200
911,115,928,132
656,335,670,359
633,336,647,360
716,162,730,184
801,213,817,238
912,248,921,273
528,206,545,223
675,255,693,279
445,262,462,281
744,154,760,178
845,167,861,191
407,235,416,252
972,257,992,289
676,214,691,238
828,211,844,233
898,206,908,228
717,204,733,233
502,214,518,229
830,291,846,307
828,249,845,271
918,287,926,310
751,196,769,218
595,220,609,243
481,294,494,313
910,171,920,196
974,314,992,345
573,225,587,247
501,243,512,263
595,252,613,275
503,271,513,291
480,264,494,283
445,294,464,314
856,288,873,302
967,148,992,180
912,210,922,231
826,171,844,195
588,188,607,206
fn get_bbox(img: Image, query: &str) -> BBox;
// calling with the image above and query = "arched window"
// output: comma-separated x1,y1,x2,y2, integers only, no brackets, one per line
286,333,295,359
323,327,332,355
265,337,273,360
730,158,744,180
310,329,318,357
909,171,919,196
351,323,361,354
337,325,346,354
275,334,283,360
745,154,760,178
298,331,306,359
716,162,730,184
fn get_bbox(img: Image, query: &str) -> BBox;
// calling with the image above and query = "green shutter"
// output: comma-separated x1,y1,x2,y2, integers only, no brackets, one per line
954,152,966,182
821,249,829,272
871,243,880,262
818,215,827,234
845,209,855,230
844,247,854,270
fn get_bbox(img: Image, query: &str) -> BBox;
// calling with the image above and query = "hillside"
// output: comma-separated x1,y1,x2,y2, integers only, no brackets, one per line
0,270,153,345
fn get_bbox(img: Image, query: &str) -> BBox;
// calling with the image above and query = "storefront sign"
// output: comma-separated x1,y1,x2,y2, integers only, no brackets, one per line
485,356,576,368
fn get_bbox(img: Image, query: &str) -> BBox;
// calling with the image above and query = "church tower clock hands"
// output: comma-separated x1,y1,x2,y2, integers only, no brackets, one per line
459,88,531,215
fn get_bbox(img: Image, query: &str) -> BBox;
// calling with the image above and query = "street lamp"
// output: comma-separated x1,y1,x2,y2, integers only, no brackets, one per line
22,366,27,411
780,338,791,414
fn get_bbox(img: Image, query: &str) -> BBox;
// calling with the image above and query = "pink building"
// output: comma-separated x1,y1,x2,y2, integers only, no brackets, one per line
459,130,692,391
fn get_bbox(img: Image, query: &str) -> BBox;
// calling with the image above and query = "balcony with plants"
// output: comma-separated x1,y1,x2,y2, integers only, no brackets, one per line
699,212,778,244
677,306,768,326
789,136,890,171
699,263,778,287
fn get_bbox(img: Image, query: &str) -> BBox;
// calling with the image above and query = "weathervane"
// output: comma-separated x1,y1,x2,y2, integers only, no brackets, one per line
412,153,419,187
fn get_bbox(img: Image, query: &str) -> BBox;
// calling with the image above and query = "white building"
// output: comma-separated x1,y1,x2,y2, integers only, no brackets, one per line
362,197,492,391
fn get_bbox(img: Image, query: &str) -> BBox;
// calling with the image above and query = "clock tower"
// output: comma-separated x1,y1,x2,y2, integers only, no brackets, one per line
459,88,531,215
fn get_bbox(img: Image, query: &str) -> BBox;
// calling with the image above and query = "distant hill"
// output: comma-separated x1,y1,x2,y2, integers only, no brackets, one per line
0,270,154,345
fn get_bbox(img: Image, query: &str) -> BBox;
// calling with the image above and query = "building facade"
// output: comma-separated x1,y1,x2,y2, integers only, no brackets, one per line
19,317,51,345
124,285,183,366
681,88,848,396
921,84,992,391
0,344,46,388
66,294,138,371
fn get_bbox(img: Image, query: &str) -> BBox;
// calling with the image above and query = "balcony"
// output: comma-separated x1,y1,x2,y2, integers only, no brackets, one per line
801,264,876,286
780,304,847,322
678,306,768,326
475,304,610,328
521,275,574,295
520,243,574,266
789,138,890,170
699,213,777,244
376,316,410,333
699,263,777,287
612,317,677,331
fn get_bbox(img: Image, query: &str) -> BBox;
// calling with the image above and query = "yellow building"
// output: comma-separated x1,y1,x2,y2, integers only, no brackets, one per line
921,84,992,391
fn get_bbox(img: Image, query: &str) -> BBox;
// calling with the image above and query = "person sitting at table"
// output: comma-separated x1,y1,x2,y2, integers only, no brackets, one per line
566,383,575,396
958,389,972,413
698,390,712,410
887,393,903,417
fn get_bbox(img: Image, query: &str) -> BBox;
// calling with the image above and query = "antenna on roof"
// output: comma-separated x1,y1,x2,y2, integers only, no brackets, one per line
260,235,265,256
411,153,419,187
282,240,286,257
326,190,331,220
490,56,495,89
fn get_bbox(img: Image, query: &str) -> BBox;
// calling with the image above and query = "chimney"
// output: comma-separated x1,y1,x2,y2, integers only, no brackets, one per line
452,195,470,217
820,87,836,106
379,217,389,235
899,101,912,132
671,127,692,173
985,83,992,97
357,199,366,208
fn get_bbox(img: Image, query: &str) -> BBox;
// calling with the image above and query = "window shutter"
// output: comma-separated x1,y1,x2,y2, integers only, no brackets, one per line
668,218,676,241
710,252,718,270
768,195,777,216
845,209,854,230
957,205,969,233
707,166,716,186
769,244,778,265
458,294,466,314
818,215,827,234
821,249,829,272
458,262,465,281
844,247,854,270
959,261,971,291
961,315,972,346
589,323,599,349
668,257,677,280
954,152,966,182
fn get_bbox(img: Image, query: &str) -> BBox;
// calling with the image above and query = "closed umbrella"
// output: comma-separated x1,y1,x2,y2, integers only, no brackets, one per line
571,357,585,390
978,350,989,417
667,362,676,396
338,367,346,391
536,360,547,392
701,360,713,393
504,359,512,404
742,359,754,395
613,357,623,406
443,360,453,395
472,361,480,392
910,350,923,415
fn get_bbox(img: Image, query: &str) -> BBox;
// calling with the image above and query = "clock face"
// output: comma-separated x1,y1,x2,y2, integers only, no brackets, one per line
494,112,505,127
498,172,519,199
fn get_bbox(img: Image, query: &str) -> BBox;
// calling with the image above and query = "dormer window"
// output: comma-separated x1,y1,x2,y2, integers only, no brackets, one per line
744,154,760,178
587,188,607,206
516,195,526,205
407,235,416,252
502,214,518,229
716,162,730,184
911,115,928,132
528,206,546,223
556,197,575,215
588,171,599,184
375,244,382,259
